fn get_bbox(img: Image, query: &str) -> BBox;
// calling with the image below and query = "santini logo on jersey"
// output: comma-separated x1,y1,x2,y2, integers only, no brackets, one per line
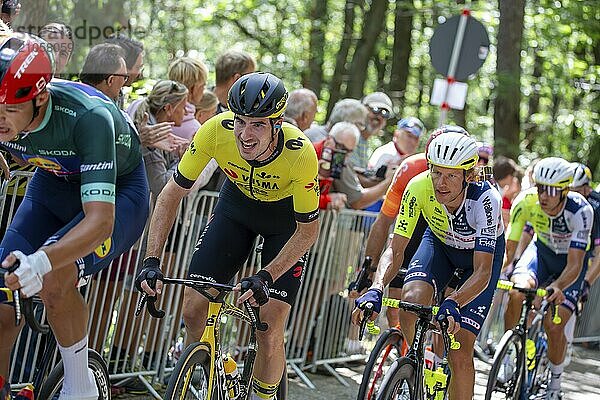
80,161,114,172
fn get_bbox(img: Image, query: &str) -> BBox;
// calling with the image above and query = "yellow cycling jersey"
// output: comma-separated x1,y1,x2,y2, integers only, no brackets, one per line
174,112,320,222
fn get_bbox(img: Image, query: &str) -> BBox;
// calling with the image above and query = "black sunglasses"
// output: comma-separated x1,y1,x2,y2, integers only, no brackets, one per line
330,136,353,153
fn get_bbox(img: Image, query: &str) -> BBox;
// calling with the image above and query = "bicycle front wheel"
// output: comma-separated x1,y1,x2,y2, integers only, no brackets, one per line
376,357,417,400
38,349,111,400
485,330,525,400
165,342,214,400
358,327,404,400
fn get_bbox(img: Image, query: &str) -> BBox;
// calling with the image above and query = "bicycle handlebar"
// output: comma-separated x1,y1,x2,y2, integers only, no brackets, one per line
2,260,50,334
496,280,561,324
135,276,269,332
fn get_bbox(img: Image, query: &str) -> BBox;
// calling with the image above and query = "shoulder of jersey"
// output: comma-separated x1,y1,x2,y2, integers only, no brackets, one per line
49,79,116,110
467,180,498,201
282,124,312,152
566,191,592,212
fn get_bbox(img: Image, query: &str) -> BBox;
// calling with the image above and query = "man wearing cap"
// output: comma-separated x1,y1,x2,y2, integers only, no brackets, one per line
350,92,395,170
368,117,425,171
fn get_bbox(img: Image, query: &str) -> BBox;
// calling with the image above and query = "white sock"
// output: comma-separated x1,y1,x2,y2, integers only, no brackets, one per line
58,336,98,399
549,362,564,391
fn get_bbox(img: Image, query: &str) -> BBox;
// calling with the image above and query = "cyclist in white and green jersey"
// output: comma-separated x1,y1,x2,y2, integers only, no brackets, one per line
503,157,593,399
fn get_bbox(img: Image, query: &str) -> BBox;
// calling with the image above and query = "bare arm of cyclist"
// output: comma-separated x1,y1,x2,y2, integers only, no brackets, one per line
585,247,600,286
139,179,189,296
264,219,319,281
364,213,395,267
374,233,410,290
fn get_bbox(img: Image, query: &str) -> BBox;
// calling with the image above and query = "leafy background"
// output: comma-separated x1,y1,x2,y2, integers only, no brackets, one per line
17,0,600,173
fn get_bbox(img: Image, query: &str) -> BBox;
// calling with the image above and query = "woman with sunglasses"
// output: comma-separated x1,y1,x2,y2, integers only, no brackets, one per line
502,157,593,400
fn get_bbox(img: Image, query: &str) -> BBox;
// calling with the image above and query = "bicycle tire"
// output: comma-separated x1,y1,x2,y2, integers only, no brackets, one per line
38,349,111,400
376,357,418,400
165,342,213,400
485,330,525,400
358,327,404,400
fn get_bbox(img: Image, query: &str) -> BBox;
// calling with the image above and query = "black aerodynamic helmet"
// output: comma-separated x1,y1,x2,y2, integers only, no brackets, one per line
227,72,288,118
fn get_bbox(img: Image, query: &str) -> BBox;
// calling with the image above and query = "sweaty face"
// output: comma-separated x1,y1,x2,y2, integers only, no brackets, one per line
430,165,466,206
233,115,276,162
0,101,36,141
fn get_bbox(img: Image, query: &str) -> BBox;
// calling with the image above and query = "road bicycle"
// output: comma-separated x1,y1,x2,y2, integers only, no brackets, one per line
359,298,460,400
136,273,286,400
485,280,561,400
1,281,110,399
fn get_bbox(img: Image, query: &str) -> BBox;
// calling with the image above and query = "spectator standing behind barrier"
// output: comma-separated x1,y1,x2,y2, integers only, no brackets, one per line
313,122,360,210
492,156,523,229
305,98,368,143
39,23,74,77
131,81,189,196
195,90,218,124
105,33,144,108
368,117,425,172
167,57,207,140
350,92,394,170
284,88,318,131
79,43,129,101
213,50,256,114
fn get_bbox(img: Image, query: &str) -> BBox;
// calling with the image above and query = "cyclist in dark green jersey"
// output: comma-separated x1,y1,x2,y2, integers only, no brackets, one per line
0,32,148,399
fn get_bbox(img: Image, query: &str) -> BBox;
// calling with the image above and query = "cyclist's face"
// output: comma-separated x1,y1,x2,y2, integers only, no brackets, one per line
430,165,465,205
537,185,566,215
234,115,279,162
0,95,47,140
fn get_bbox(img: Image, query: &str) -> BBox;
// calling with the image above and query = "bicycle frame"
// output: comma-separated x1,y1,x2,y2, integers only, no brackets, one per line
137,277,267,400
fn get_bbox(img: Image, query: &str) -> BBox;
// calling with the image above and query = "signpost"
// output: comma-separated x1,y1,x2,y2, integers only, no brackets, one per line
429,10,490,126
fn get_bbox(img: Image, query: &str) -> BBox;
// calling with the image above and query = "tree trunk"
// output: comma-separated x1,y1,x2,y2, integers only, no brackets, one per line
494,0,525,159
346,0,390,99
305,0,328,97
389,0,414,110
523,53,543,151
326,0,360,119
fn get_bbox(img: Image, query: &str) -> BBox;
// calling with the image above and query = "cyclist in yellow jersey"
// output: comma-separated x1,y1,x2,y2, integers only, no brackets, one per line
353,128,505,400
136,72,319,399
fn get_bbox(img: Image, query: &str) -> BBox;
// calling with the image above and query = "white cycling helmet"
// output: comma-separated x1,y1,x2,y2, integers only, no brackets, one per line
426,130,479,170
571,163,592,188
533,157,574,189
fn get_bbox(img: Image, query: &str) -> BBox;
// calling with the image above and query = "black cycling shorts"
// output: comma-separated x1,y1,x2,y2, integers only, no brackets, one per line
188,180,307,305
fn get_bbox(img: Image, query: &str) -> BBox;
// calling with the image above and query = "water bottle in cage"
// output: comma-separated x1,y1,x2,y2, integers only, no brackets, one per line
526,338,536,370
223,354,241,399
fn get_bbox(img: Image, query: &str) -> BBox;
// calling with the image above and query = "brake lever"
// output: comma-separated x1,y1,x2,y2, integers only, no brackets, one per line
359,303,374,341
135,270,166,318
5,260,22,326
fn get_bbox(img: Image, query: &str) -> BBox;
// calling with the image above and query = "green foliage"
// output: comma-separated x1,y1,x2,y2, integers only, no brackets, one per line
43,0,599,173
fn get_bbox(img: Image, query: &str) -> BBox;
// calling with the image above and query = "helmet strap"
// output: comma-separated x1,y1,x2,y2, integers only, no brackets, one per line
250,119,279,162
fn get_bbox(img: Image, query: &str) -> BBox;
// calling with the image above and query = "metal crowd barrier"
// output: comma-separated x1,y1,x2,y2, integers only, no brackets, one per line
3,170,600,395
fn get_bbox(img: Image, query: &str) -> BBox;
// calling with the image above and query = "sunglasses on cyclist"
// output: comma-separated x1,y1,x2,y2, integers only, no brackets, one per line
536,184,563,197
368,106,392,120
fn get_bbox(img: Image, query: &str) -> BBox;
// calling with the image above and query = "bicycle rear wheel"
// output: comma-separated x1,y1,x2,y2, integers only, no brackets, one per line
165,342,214,400
485,330,525,400
376,357,417,400
358,327,404,400
38,349,111,400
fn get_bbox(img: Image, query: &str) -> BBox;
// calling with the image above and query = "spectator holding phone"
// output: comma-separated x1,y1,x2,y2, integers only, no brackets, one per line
313,122,360,210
